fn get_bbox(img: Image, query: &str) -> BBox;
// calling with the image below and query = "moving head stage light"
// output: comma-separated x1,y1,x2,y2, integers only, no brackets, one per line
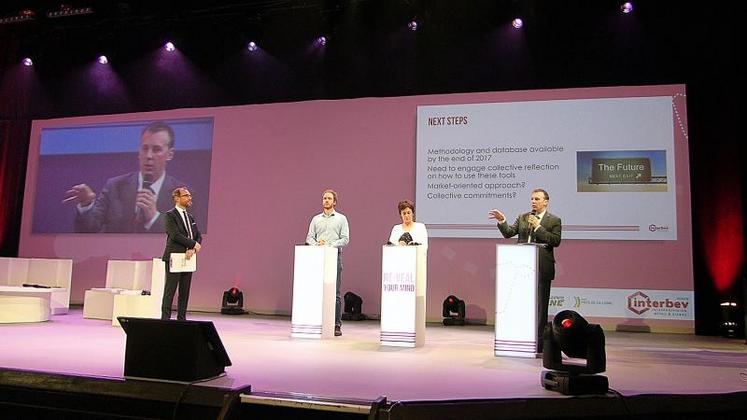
442,295,465,326
342,291,365,321
541,310,609,395
221,287,245,315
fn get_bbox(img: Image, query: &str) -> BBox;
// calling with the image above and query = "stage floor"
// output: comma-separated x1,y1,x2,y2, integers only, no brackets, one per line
1,309,746,402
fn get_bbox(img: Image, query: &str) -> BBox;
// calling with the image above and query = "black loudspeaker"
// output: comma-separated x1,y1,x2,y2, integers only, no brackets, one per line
119,317,232,382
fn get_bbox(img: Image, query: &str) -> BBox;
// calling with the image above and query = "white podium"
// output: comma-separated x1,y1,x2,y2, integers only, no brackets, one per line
291,245,338,339
494,244,540,358
380,245,427,348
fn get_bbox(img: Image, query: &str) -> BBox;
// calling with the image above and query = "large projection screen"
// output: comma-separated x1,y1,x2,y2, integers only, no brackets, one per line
32,118,213,234
19,85,693,332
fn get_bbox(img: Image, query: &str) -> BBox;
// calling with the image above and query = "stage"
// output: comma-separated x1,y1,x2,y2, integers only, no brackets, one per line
2,309,747,418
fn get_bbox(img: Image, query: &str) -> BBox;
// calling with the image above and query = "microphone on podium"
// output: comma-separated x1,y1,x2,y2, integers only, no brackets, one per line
398,232,414,245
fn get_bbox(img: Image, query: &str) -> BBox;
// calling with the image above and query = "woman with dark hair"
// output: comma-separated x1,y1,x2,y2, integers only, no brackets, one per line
388,200,428,249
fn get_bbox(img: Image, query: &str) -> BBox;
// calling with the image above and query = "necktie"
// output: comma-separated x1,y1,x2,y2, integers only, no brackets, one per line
182,210,193,239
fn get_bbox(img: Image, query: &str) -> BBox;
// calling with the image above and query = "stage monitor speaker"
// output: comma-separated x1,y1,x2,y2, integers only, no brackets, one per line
118,317,232,382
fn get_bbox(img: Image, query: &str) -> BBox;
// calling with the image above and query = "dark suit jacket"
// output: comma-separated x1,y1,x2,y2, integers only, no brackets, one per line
74,172,185,233
497,211,562,282
162,207,202,263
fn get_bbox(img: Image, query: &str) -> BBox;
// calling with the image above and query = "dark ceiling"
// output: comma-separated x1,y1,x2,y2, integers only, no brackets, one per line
0,1,741,118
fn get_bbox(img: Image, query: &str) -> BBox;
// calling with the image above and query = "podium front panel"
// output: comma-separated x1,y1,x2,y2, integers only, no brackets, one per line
381,245,426,348
494,244,539,358
291,246,337,339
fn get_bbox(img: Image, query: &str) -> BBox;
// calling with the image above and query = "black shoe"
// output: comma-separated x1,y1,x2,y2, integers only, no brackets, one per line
334,326,342,336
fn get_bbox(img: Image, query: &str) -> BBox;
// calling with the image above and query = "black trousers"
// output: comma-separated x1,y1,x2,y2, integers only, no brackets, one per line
161,266,193,321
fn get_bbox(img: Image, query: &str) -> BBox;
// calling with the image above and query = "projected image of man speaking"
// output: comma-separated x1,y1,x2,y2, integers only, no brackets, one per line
64,122,188,233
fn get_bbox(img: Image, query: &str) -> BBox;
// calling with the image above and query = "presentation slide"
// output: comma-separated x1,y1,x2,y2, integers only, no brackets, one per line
32,118,213,234
416,96,678,240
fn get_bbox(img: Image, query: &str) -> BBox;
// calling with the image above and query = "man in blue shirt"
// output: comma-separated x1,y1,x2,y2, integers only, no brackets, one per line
306,189,350,336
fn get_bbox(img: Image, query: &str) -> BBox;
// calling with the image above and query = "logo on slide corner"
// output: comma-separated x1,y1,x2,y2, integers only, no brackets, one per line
648,224,669,233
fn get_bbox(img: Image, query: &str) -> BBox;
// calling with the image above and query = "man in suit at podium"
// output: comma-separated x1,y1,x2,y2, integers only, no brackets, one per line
65,122,186,233
306,189,350,336
161,187,202,321
489,188,562,351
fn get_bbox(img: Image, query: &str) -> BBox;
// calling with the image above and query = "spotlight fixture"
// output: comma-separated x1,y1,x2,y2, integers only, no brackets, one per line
0,9,36,25
407,19,418,31
97,55,108,64
620,2,634,14
720,301,740,338
221,287,245,315
47,5,94,18
512,18,523,29
22,57,33,66
541,310,608,395
247,41,258,52
442,295,466,326
316,36,327,46
342,291,365,321
164,41,176,52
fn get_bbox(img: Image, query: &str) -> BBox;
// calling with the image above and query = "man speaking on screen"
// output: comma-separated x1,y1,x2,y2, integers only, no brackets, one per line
64,122,187,233
489,188,562,352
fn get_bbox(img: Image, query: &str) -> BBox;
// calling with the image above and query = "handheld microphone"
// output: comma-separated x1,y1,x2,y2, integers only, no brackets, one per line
526,210,537,242
135,176,154,218
398,232,414,245
525,210,537,225
142,173,155,194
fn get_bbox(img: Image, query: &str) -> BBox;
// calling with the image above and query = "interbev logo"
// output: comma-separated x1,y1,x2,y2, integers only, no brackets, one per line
627,291,690,315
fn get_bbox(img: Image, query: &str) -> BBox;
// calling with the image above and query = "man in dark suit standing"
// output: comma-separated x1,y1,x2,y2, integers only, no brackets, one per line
161,187,202,321
489,188,562,351
65,122,186,233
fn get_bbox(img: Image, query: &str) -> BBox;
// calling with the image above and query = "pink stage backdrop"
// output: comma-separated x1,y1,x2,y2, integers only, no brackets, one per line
19,85,693,330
